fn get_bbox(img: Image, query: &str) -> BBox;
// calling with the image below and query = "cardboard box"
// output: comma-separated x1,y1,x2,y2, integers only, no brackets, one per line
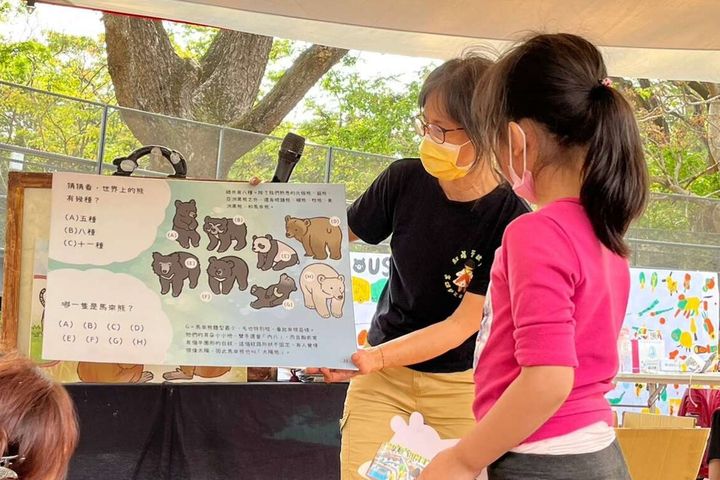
617,413,709,480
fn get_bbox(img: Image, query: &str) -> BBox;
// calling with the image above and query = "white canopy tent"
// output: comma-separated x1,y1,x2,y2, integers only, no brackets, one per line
40,0,720,82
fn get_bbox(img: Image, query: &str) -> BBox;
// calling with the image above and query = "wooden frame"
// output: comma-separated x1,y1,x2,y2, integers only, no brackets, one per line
1,172,52,351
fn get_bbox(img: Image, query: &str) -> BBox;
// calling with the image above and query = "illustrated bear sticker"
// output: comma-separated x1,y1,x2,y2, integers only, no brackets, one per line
252,234,300,271
285,216,342,260
207,256,249,295
172,199,201,249
204,216,248,253
300,263,346,319
151,251,200,297
250,273,297,310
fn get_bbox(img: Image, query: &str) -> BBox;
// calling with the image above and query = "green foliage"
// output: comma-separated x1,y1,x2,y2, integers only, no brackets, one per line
0,32,134,163
165,23,215,59
297,68,431,157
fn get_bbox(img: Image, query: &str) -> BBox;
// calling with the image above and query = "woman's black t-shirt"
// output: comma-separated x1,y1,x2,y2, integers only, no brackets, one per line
347,158,529,373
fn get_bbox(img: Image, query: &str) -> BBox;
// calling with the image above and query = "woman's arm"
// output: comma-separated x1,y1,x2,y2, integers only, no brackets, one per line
419,366,574,479
307,292,485,382
348,228,359,243
354,292,485,373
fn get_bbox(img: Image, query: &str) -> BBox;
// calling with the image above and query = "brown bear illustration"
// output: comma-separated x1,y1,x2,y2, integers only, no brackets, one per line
252,234,300,271
204,216,247,253
172,199,201,249
284,216,342,260
162,366,231,381
151,251,200,297
207,256,249,295
300,263,346,318
77,362,154,383
250,273,297,309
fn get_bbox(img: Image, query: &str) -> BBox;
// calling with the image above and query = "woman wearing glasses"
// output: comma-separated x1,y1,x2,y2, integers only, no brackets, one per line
314,55,529,479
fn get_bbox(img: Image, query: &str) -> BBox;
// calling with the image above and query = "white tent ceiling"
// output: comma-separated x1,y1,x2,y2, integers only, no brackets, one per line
40,0,720,82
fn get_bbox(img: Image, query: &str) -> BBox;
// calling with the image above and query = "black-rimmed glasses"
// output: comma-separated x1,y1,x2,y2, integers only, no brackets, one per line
414,116,464,144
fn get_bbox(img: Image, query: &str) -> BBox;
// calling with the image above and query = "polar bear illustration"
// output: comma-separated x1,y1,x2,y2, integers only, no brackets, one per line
300,263,346,319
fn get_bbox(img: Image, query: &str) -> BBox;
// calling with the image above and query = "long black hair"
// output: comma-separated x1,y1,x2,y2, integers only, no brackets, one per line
472,33,648,256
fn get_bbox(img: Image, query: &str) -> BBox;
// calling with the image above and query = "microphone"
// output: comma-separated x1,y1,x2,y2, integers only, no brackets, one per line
271,133,305,183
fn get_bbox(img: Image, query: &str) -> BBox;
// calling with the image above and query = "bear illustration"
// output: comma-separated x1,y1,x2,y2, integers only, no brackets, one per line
207,256,249,295
172,199,201,249
77,362,154,383
285,216,342,260
151,251,201,297
252,234,300,271
300,263,346,318
250,273,297,310
204,216,247,253
162,366,231,381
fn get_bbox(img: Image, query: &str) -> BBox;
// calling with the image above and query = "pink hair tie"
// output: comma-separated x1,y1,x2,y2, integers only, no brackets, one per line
600,78,612,88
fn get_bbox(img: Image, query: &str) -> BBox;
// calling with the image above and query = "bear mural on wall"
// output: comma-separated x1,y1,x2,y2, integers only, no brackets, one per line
162,366,231,381
300,263,346,319
252,234,300,272
77,362,154,383
172,199,201,249
284,216,342,261
151,251,200,297
207,256,249,295
250,273,297,310
204,216,247,253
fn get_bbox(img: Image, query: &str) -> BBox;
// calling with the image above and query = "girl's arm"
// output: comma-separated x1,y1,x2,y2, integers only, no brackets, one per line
420,365,574,479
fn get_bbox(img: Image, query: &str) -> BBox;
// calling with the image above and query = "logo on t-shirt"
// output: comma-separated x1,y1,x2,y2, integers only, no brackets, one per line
473,285,494,369
443,250,483,298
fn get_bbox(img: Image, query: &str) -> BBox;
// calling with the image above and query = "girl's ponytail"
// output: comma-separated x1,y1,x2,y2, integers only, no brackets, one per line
581,85,648,256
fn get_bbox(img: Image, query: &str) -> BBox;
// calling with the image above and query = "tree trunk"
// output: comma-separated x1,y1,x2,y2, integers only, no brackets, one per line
102,13,347,179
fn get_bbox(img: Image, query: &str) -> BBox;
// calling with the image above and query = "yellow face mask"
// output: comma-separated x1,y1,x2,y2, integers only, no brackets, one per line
419,135,472,181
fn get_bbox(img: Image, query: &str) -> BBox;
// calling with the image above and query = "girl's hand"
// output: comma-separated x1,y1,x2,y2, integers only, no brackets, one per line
419,448,478,480
249,176,262,186
304,367,357,383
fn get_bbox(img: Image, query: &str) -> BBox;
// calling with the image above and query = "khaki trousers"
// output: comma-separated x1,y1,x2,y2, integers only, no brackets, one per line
340,366,476,479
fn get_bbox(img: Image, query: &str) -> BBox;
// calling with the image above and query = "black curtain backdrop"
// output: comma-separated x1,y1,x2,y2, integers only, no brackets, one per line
66,383,348,480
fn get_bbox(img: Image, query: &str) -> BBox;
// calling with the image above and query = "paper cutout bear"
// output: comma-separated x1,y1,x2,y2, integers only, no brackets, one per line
285,215,342,260
358,412,488,480
300,263,345,318
250,273,297,309
203,216,247,253
172,199,201,249
151,251,200,297
207,255,249,295
252,234,300,271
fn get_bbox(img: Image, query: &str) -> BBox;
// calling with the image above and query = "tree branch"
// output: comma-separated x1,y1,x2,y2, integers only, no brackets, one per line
193,31,273,124
103,13,198,117
231,44,348,133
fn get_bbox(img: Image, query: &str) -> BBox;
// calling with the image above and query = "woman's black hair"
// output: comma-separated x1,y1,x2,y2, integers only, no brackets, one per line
472,33,648,256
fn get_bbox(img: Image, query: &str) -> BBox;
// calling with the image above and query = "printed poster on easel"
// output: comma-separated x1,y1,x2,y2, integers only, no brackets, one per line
607,268,719,416
42,172,357,369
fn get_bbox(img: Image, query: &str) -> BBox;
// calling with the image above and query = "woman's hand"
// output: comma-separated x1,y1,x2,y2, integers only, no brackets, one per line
304,367,358,383
249,176,262,186
418,447,478,480
352,347,383,374
304,347,384,383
